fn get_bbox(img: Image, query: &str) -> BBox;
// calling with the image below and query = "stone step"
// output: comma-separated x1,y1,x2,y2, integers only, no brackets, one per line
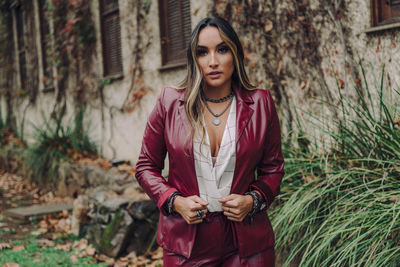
4,202,73,221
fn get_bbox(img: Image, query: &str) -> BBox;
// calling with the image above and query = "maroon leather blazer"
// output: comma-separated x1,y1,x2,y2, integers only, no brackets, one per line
135,84,284,258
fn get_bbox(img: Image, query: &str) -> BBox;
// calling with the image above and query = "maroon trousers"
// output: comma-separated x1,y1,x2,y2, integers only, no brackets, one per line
163,213,275,267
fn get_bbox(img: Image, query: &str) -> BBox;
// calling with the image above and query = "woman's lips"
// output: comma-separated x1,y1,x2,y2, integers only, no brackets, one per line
208,72,222,78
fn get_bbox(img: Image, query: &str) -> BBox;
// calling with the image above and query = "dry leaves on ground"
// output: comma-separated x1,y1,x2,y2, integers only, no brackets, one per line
11,244,25,251
2,263,20,267
0,243,11,250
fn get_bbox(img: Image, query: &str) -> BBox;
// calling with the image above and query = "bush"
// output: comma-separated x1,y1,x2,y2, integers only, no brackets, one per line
272,65,400,266
25,109,97,187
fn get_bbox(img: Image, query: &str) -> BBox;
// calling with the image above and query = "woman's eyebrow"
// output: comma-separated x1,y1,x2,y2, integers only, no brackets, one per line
216,41,227,47
197,42,226,49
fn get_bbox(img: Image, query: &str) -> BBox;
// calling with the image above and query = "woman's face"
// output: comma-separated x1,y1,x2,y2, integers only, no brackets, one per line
196,26,234,91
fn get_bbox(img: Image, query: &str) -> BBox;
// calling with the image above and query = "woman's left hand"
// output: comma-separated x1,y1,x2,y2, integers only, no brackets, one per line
219,194,253,222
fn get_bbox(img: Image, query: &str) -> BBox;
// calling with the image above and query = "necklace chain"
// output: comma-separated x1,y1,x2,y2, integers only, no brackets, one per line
202,90,234,103
201,93,234,126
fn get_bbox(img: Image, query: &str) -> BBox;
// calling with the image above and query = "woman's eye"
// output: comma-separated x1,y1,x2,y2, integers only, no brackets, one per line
218,46,229,53
196,49,207,56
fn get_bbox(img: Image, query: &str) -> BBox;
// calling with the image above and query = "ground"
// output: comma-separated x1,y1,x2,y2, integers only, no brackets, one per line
0,169,163,267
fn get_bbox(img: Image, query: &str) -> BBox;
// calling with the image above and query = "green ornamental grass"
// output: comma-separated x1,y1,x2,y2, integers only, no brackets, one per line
271,64,400,267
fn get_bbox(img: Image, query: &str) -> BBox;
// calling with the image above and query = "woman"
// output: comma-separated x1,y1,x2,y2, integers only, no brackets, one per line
136,16,284,266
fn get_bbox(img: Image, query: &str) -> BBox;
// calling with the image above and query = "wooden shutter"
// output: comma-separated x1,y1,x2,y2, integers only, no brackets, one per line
371,0,400,26
100,0,123,76
15,4,27,90
38,0,53,89
159,0,191,66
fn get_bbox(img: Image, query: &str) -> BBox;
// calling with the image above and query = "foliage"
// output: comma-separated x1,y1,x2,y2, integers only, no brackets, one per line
25,109,97,187
271,65,400,266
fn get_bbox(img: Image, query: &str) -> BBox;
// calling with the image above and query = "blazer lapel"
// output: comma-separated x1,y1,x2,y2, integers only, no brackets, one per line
231,84,254,194
177,94,200,195
233,84,254,145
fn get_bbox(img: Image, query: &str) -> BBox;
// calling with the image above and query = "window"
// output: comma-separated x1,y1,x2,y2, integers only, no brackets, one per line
15,4,28,90
38,0,53,90
100,0,123,77
158,0,192,66
371,0,400,26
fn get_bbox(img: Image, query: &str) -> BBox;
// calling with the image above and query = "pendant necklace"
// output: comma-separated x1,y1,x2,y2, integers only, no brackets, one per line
201,91,234,126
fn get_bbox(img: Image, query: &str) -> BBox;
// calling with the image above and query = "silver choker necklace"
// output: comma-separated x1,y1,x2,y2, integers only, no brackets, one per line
201,93,234,126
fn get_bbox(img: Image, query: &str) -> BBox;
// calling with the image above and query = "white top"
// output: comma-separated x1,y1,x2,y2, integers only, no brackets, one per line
193,97,236,212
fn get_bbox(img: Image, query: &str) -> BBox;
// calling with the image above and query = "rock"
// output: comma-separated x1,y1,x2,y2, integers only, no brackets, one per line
84,190,159,257
72,195,90,236
88,209,134,258
57,163,139,197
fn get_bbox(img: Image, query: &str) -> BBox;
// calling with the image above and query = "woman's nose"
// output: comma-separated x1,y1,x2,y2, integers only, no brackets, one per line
209,52,219,68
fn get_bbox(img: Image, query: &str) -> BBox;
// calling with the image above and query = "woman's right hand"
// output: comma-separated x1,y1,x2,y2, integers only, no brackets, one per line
173,195,208,224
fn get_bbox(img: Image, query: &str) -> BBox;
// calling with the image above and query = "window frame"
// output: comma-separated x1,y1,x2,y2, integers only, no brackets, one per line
99,0,123,78
371,0,400,26
15,4,28,91
38,0,54,91
158,0,191,68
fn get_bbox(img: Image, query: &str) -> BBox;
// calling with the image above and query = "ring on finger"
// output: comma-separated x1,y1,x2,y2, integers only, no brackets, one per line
196,209,204,219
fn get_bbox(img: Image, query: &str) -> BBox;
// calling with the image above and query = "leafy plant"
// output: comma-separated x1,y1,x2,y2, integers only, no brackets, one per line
25,109,97,187
272,64,400,266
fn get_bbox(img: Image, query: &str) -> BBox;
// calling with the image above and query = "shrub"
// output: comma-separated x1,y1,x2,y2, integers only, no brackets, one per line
272,65,400,266
25,109,97,187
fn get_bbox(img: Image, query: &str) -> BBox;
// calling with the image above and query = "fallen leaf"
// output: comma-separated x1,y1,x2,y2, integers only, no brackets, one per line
0,243,11,250
113,261,129,267
70,255,78,263
55,243,72,251
85,246,96,256
73,238,88,250
12,244,26,251
150,247,163,260
37,239,55,248
3,263,20,267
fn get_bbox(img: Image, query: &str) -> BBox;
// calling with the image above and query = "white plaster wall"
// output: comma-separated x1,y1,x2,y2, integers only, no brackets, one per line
5,0,398,166
88,0,214,164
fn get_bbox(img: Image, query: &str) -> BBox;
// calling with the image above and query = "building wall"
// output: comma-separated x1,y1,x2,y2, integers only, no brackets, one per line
1,0,399,164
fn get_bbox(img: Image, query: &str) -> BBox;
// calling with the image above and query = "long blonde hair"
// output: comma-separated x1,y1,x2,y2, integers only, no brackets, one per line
177,16,255,148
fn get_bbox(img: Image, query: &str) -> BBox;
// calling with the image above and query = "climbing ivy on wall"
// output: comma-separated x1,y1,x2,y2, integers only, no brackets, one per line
212,0,362,135
0,0,16,130
47,0,96,107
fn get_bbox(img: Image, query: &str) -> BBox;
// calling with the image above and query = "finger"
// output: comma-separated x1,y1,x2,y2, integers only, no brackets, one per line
219,194,238,203
189,202,204,211
203,209,208,218
189,195,208,206
188,213,204,222
221,200,238,208
222,206,237,215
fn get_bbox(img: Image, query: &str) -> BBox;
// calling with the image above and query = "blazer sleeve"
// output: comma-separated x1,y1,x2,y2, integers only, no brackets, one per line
135,88,178,215
250,90,284,208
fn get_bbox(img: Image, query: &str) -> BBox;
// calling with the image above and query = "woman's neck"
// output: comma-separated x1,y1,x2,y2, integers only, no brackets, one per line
202,81,232,99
